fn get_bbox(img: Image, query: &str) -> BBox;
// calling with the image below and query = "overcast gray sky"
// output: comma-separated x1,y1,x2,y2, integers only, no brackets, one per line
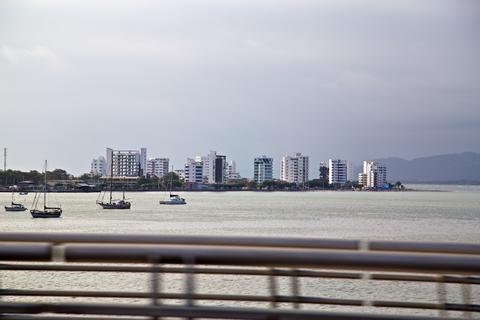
1,0,479,177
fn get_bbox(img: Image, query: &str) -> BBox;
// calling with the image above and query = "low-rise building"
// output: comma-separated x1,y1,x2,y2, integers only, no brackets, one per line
358,173,367,186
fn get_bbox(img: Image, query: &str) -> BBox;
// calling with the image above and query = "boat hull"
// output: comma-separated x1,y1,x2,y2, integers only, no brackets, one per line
30,209,62,218
159,200,187,205
98,202,131,209
5,206,27,212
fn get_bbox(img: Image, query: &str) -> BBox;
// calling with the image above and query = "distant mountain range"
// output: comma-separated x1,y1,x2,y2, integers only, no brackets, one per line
356,152,480,183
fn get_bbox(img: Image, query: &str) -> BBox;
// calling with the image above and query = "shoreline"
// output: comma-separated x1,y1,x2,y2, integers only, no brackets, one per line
0,188,449,193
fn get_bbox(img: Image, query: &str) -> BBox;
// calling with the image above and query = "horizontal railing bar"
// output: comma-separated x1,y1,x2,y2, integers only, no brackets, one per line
0,244,51,261
2,233,480,255
0,302,466,320
2,244,479,274
0,317,143,320
0,264,361,279
3,290,479,312
3,263,480,285
370,273,480,284
0,232,359,250
369,241,480,255
59,245,480,274
373,300,480,312
0,290,362,305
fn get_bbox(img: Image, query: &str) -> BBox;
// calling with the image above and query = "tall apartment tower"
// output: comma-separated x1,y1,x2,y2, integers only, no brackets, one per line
146,158,170,178
363,160,387,188
280,153,309,184
197,150,217,184
139,148,147,177
106,147,147,177
254,156,273,184
214,155,227,184
91,156,107,176
184,158,204,183
328,159,353,185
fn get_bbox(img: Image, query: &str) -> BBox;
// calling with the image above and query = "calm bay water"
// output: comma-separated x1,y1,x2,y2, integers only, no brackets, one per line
1,185,479,316
1,185,479,241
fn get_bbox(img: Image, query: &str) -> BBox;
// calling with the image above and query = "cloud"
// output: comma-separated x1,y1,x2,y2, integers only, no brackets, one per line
0,45,68,70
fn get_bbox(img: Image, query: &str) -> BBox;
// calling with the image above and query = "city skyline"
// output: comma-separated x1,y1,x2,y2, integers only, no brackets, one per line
1,1,479,177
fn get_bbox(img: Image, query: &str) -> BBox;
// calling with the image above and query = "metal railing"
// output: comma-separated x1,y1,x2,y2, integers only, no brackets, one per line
0,232,479,319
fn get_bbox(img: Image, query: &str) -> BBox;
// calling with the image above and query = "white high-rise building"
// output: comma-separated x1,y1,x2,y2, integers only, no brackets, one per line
196,150,216,184
328,159,353,185
146,158,169,178
90,156,107,176
106,147,147,177
184,158,204,183
226,160,241,181
254,156,273,184
193,150,230,184
280,153,309,184
362,160,387,188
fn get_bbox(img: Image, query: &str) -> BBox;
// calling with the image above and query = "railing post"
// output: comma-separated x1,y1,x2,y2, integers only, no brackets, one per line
436,275,447,318
290,268,301,309
184,255,196,320
149,255,162,320
268,268,278,309
461,279,473,319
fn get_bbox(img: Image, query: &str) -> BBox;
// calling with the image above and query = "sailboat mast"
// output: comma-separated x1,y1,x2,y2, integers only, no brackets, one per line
44,160,47,209
109,157,113,204
169,165,173,197
122,176,126,200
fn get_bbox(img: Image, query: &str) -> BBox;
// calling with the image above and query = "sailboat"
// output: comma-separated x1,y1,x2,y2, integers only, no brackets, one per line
30,160,62,218
5,191,27,212
159,167,186,205
96,165,131,209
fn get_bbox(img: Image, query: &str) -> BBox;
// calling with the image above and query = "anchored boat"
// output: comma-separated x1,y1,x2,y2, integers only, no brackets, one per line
160,167,186,205
30,160,62,218
97,164,131,210
5,191,27,212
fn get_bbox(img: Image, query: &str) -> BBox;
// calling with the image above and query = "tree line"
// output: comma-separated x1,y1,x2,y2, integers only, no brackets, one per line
0,169,70,186
0,169,402,191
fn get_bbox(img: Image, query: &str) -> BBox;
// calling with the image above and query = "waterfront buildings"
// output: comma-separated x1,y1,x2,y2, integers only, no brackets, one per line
187,151,232,184
254,156,273,184
280,153,309,184
106,147,147,177
362,160,387,188
90,156,107,176
146,158,169,178
328,159,353,185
